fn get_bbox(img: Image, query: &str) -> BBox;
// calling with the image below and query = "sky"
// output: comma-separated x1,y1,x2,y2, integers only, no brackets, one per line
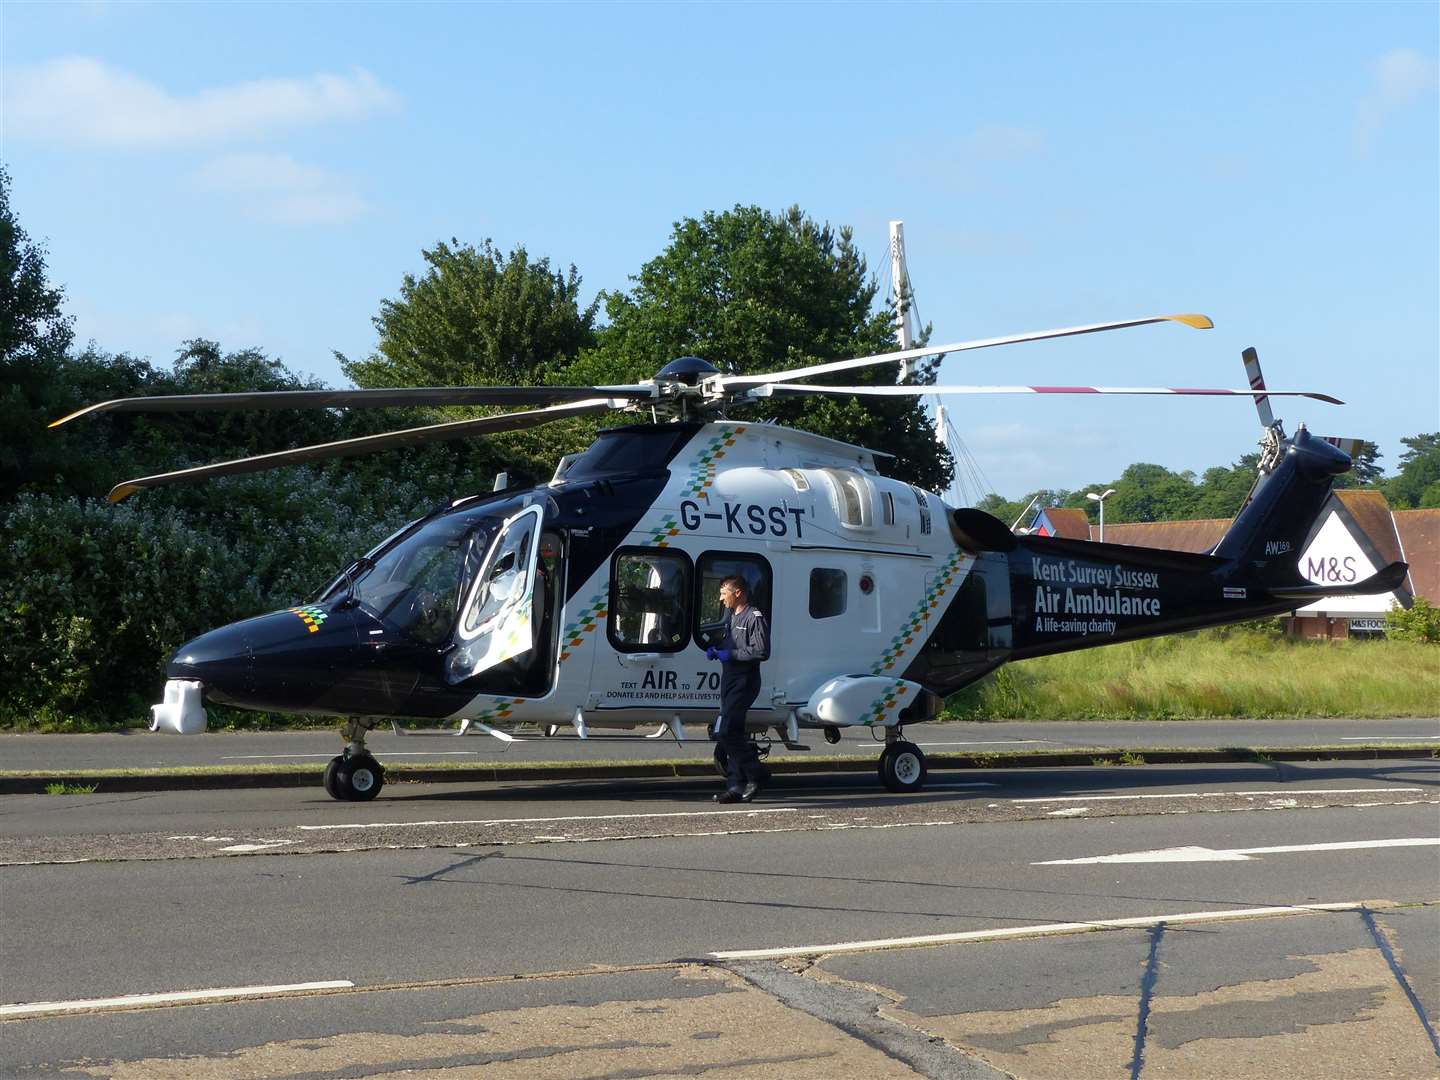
3,1,1436,502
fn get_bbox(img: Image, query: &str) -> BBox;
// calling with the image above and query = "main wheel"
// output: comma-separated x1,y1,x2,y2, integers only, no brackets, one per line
323,755,346,800
331,753,385,802
879,741,927,793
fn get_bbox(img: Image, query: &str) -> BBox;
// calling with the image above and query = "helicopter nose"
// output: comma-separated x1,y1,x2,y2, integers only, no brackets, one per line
167,619,255,704
167,606,362,711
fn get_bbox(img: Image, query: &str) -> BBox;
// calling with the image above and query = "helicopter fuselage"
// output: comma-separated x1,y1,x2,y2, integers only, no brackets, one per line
163,418,1366,740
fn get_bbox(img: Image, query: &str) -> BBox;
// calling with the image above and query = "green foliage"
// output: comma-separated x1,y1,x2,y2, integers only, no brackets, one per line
1,167,77,502
340,239,598,389
561,205,954,491
45,782,98,795
1383,433,1440,509
1385,596,1440,643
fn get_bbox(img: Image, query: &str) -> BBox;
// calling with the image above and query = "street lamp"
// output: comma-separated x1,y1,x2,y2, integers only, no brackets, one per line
1086,489,1116,542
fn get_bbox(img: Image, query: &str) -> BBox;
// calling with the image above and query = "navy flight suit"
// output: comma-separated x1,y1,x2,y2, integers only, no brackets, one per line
718,604,770,794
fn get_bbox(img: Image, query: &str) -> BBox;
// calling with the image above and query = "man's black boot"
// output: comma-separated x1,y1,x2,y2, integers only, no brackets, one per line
739,781,760,802
713,790,743,804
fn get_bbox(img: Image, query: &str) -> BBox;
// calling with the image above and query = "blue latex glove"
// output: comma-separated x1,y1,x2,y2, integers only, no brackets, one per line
706,646,731,662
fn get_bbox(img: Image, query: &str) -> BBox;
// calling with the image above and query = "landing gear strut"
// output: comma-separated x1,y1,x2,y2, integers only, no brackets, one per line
325,718,385,801
878,730,926,793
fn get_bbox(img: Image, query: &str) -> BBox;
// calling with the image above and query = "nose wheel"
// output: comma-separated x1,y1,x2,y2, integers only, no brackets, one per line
879,740,927,793
325,752,385,801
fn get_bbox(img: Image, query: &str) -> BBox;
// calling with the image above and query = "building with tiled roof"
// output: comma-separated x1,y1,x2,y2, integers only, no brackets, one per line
1031,507,1091,539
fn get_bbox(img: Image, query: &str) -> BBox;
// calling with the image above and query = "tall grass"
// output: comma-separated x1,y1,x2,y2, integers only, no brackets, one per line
944,632,1440,720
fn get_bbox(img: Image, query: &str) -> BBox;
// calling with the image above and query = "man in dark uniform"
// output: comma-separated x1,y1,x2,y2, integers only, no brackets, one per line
706,575,769,803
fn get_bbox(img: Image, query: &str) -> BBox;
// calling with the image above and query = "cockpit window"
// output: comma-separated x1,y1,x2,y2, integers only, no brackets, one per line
349,514,496,646
446,505,545,683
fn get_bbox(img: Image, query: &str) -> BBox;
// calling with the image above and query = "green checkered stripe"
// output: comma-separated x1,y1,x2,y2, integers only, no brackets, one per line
470,696,527,725
646,514,680,547
863,680,913,727
559,592,608,663
680,426,745,497
871,550,968,674
288,606,328,633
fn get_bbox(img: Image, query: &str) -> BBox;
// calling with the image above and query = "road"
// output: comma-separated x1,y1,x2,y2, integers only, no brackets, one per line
2,759,1437,1078
4,716,1438,772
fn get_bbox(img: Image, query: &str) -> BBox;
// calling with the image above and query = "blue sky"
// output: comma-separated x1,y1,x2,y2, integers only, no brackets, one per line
4,1,1436,500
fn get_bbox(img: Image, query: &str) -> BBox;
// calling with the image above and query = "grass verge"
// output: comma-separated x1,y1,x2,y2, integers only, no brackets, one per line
945,634,1439,721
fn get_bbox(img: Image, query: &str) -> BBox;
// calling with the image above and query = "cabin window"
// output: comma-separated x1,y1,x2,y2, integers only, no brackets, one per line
694,552,773,649
608,549,693,653
824,469,873,528
881,490,896,526
784,468,810,491
809,569,847,619
911,486,932,535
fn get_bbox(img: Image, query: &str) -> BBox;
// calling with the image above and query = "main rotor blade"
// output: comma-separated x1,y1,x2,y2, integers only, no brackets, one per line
51,384,655,428
107,397,627,503
763,383,1344,404
719,313,1213,388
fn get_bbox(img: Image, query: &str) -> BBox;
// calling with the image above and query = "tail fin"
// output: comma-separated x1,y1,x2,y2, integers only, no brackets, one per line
1212,425,1351,587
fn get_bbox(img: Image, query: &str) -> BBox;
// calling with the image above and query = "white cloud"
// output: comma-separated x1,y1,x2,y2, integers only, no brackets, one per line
1355,48,1438,156
4,57,399,146
191,153,371,226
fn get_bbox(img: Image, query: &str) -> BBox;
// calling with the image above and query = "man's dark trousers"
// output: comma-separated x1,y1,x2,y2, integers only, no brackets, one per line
718,664,764,792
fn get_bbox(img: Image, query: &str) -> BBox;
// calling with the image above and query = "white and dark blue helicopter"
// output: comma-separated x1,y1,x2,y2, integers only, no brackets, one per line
55,314,1406,800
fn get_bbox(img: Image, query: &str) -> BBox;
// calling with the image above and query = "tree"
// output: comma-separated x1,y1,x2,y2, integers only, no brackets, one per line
1104,463,1200,524
561,205,953,491
0,167,77,501
341,239,598,390
1384,433,1440,509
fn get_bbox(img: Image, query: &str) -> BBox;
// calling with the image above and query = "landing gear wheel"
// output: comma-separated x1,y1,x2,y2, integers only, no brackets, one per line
879,741,927,793
323,755,346,800
327,753,385,801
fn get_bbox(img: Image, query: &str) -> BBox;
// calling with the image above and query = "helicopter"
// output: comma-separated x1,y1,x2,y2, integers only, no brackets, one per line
54,312,1407,801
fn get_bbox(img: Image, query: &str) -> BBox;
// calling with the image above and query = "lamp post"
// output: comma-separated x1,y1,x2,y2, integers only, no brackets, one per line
1086,488,1116,542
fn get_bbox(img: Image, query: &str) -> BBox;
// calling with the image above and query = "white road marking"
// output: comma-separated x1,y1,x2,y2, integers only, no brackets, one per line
915,740,1052,746
1048,807,1091,817
221,752,490,760
1013,787,1420,804
1035,837,1440,865
0,981,354,1020
218,840,299,853
297,807,800,831
710,903,1365,960
1339,736,1440,741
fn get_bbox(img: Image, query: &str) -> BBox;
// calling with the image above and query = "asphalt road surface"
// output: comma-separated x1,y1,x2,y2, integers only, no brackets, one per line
3,759,1438,1078
4,716,1438,773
